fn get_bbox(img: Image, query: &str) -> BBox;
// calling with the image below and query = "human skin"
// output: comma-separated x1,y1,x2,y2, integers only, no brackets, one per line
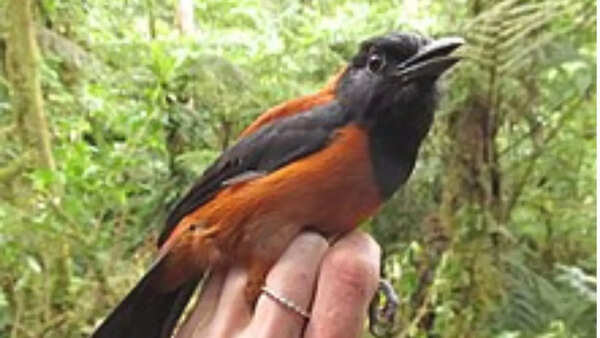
175,230,381,338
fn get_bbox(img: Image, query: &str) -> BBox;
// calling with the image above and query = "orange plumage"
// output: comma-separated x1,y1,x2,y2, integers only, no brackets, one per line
158,124,381,299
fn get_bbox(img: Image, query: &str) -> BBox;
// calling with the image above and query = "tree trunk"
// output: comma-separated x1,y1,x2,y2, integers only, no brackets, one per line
175,0,195,35
5,0,55,171
147,0,157,39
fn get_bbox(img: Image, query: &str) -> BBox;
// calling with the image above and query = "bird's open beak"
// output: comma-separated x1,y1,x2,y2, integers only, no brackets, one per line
395,37,464,83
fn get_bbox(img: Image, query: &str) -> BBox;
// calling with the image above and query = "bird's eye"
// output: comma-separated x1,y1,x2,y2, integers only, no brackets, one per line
367,54,384,73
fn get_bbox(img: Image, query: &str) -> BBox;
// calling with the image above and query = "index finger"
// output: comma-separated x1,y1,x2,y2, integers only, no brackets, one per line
304,230,381,338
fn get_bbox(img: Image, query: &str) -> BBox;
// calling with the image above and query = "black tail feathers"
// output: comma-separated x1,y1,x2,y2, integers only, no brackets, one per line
91,262,200,338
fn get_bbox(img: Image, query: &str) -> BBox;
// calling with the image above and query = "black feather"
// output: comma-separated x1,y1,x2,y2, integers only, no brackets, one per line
159,101,350,246
91,258,200,338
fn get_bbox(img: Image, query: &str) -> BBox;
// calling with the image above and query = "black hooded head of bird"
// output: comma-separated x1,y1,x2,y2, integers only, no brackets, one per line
337,32,463,198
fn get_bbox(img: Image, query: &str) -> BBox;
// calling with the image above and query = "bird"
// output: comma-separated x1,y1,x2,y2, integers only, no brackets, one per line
91,32,463,338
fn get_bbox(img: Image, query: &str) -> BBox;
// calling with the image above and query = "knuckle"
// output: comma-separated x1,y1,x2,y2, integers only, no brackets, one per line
325,250,380,298
267,232,328,289
290,269,312,286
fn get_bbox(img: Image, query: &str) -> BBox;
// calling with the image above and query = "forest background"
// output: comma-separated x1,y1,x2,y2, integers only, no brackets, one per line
0,0,596,337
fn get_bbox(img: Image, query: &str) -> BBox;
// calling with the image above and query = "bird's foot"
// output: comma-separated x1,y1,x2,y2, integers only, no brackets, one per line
368,279,399,336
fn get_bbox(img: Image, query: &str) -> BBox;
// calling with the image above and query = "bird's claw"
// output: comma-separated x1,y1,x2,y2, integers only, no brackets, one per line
368,279,399,336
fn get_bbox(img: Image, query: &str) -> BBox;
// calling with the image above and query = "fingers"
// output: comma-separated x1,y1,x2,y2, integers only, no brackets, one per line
206,266,254,337
304,230,381,338
176,265,253,338
245,232,329,338
176,230,380,338
174,270,226,338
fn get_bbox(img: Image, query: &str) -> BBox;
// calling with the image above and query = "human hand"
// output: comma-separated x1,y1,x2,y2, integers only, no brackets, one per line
175,230,381,338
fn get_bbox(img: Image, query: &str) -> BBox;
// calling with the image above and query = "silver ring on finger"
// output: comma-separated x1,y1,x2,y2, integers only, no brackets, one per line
260,286,311,320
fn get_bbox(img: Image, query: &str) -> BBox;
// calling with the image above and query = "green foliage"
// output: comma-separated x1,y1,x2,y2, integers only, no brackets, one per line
375,0,595,337
490,257,595,337
0,0,595,337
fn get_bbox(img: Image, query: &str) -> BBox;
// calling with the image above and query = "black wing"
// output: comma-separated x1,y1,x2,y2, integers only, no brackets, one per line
158,101,348,246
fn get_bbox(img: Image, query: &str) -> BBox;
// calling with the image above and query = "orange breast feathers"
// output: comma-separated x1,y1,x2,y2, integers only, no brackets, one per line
239,67,346,137
160,124,382,286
